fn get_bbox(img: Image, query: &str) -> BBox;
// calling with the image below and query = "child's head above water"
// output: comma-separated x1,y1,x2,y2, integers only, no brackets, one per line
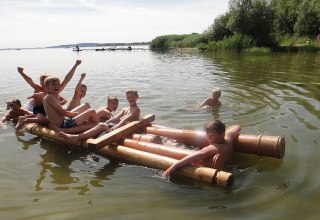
10,99,22,109
212,87,221,98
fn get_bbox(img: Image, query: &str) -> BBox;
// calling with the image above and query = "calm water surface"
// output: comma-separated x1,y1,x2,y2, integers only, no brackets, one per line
0,48,319,219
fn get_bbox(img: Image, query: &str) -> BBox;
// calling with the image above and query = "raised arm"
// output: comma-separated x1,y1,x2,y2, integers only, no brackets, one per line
59,60,82,92
73,73,86,98
17,67,42,91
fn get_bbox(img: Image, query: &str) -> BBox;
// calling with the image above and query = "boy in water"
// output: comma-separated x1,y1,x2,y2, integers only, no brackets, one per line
1,99,32,124
43,76,99,133
66,73,87,111
96,96,119,122
59,89,140,143
198,87,221,109
162,120,241,177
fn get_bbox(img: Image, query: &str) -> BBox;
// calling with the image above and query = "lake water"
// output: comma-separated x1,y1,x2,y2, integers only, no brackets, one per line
0,48,319,219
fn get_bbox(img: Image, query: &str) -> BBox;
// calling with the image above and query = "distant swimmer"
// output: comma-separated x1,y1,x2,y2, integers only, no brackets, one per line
198,87,221,109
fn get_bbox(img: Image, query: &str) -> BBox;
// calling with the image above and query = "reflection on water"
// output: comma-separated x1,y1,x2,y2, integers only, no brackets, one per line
0,49,319,219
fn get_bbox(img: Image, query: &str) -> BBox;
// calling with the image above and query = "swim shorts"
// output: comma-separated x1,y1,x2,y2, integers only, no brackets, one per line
60,117,77,128
97,123,115,137
27,101,34,112
33,105,46,115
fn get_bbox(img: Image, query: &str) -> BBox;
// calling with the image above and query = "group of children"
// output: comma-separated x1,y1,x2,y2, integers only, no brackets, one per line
1,60,240,178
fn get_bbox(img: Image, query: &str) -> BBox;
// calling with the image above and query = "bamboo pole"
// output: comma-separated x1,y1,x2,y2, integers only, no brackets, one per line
123,139,224,169
98,144,233,188
146,126,285,159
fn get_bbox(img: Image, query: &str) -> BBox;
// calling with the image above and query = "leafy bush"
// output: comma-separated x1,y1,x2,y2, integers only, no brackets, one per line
245,47,272,55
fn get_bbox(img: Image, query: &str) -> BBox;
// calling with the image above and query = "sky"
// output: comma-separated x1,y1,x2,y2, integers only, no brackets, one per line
0,0,229,48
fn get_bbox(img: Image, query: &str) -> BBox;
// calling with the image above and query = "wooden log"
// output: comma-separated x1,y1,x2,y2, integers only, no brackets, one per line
85,114,155,149
132,133,163,144
24,114,155,150
123,139,224,169
98,144,233,188
24,123,80,147
124,138,195,159
146,126,285,159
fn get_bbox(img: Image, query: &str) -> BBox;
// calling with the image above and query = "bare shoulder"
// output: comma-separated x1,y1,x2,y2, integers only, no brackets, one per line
43,94,56,104
200,144,219,155
131,106,140,118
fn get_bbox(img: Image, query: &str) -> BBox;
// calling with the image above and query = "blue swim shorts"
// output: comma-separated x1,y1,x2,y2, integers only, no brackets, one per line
60,117,77,128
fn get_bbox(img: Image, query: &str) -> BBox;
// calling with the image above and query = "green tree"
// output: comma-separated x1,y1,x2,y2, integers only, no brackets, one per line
271,0,302,36
205,12,233,41
228,0,275,46
294,0,320,37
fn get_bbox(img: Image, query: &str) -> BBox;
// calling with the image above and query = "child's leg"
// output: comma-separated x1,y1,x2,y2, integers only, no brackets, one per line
59,123,109,143
74,108,99,125
50,121,98,134
70,102,90,114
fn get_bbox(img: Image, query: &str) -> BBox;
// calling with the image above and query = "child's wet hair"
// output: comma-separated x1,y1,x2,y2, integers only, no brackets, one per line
44,76,60,86
212,87,221,97
108,96,119,103
40,73,51,82
126,89,139,97
10,99,22,108
205,119,225,133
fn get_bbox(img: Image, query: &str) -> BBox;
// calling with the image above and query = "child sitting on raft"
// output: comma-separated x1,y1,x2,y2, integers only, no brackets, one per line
162,120,241,177
58,89,140,144
66,73,87,111
43,76,99,133
198,87,221,109
96,96,119,122
17,67,67,113
15,60,83,130
1,99,33,125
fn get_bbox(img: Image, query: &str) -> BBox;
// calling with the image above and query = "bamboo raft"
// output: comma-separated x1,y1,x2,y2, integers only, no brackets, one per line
23,114,285,188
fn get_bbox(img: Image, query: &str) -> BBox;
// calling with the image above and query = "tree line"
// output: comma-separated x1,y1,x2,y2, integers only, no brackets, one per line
150,0,320,52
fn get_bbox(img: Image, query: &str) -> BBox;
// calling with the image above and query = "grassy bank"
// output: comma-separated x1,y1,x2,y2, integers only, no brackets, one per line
150,33,320,53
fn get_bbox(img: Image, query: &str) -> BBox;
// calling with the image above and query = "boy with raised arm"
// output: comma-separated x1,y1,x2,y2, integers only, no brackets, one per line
59,89,140,144
15,60,82,130
162,120,241,177
43,76,99,132
198,87,221,109
66,73,87,111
